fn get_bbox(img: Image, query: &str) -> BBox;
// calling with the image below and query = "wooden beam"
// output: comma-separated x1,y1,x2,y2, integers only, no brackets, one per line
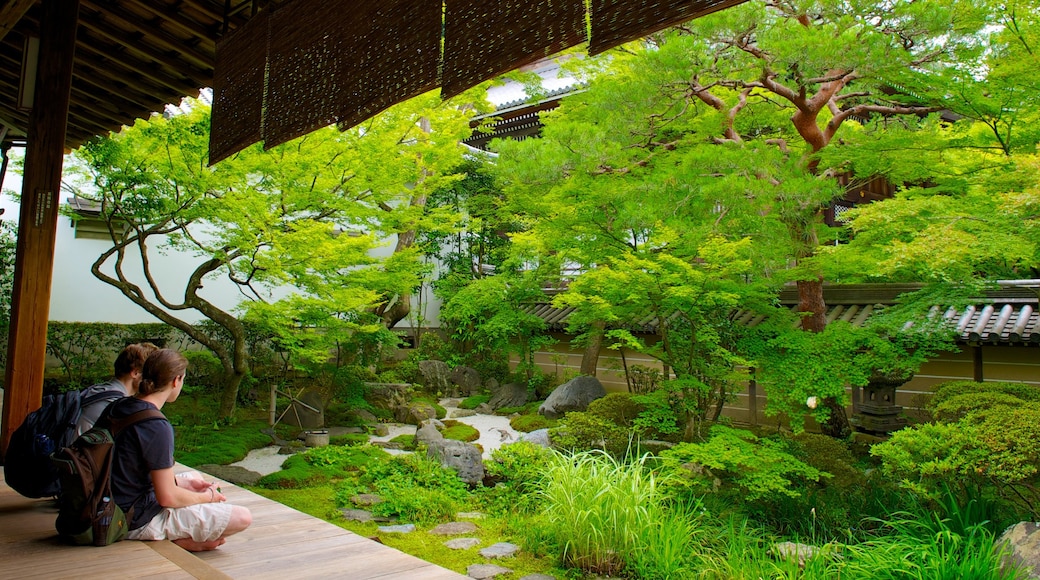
80,0,214,70
76,7,213,80
1,0,80,459
74,32,199,97
0,0,36,45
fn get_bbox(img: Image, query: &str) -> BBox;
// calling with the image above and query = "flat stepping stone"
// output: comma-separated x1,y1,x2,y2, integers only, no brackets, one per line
430,521,478,535
467,564,512,579
480,542,519,559
445,537,481,550
519,575,556,580
456,511,486,519
340,509,374,522
377,524,416,533
352,493,383,506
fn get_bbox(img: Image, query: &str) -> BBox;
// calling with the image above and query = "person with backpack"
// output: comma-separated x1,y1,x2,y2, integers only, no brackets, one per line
75,342,159,436
108,348,252,551
4,342,159,499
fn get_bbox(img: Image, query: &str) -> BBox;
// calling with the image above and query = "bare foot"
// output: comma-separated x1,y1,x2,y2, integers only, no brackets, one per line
173,537,226,551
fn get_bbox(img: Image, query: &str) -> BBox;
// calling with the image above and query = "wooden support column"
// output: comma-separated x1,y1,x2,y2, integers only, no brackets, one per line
973,345,984,382
1,0,79,460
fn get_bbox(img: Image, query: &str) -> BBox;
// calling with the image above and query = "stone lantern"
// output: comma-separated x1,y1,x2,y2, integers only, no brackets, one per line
851,373,910,434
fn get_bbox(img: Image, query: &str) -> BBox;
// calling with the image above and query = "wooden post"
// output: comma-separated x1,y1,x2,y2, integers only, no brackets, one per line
973,345,984,382
748,368,758,426
1,0,79,460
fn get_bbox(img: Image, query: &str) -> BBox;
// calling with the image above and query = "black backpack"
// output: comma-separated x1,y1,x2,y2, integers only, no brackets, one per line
51,409,166,546
3,388,123,498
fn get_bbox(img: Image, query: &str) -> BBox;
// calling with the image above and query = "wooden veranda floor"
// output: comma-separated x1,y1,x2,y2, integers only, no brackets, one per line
0,465,467,580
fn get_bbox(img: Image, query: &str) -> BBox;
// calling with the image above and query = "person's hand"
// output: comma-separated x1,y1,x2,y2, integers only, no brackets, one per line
206,487,227,503
181,478,214,493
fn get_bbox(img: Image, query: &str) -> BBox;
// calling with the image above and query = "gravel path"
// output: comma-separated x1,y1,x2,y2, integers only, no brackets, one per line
230,398,522,475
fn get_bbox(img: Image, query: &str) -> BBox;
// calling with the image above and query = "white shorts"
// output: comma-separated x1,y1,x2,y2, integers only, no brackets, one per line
128,502,234,543
127,471,232,543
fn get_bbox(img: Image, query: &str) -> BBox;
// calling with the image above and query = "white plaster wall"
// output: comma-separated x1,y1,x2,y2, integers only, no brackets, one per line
2,153,442,327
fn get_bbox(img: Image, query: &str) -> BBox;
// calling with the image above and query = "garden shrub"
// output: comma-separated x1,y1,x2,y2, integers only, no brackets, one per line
929,380,1040,411
658,425,826,502
459,394,490,409
586,392,644,427
631,389,685,441
872,404,1040,519
441,420,480,442
183,349,224,391
549,412,632,456
510,413,555,433
480,441,557,514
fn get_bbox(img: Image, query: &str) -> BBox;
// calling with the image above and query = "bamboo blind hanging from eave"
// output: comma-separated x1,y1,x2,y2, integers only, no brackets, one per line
589,0,751,55
440,0,587,101
335,0,442,131
262,0,356,150
209,9,270,166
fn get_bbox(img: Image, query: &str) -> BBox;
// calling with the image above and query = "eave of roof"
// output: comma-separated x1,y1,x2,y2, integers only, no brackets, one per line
520,282,1040,345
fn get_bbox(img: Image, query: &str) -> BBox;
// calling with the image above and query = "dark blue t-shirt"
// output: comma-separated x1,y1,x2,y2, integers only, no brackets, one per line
106,397,174,530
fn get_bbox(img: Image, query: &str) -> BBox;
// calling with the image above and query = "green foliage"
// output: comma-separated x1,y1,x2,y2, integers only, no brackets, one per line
44,322,177,390
458,395,490,409
538,451,692,576
0,218,15,370
257,444,389,489
172,418,274,467
549,411,632,456
659,425,826,501
929,380,1040,422
183,349,224,391
480,441,556,515
439,274,554,379
586,392,644,427
631,389,685,441
358,453,470,524
873,398,1040,518
509,413,555,433
440,420,480,442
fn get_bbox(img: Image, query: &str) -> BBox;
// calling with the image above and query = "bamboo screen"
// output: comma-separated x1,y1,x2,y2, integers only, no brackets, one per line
441,0,587,100
589,0,749,55
209,0,752,163
335,0,442,131
209,10,269,165
263,0,353,149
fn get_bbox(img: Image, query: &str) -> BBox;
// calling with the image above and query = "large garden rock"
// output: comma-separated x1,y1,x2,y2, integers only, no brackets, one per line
394,401,437,426
416,420,444,444
365,382,409,413
450,365,482,397
538,376,606,419
418,360,452,393
489,382,529,410
196,464,263,486
426,438,485,485
520,428,552,448
999,522,1040,578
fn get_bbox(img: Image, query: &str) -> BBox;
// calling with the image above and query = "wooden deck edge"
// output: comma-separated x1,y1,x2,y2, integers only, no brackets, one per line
147,540,235,580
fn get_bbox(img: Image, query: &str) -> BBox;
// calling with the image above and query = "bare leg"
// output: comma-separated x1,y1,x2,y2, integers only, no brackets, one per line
174,537,226,552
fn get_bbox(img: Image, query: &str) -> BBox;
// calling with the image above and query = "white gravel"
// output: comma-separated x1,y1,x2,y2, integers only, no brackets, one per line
229,398,523,475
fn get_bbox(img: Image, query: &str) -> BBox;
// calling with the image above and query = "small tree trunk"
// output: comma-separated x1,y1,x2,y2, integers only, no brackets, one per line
798,277,852,438
579,320,606,376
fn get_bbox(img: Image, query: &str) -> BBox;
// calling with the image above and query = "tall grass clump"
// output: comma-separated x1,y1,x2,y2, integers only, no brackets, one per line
840,514,1026,580
538,450,698,577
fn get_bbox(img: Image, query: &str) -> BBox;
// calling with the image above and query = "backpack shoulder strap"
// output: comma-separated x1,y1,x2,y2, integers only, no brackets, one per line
80,388,124,409
107,409,166,437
